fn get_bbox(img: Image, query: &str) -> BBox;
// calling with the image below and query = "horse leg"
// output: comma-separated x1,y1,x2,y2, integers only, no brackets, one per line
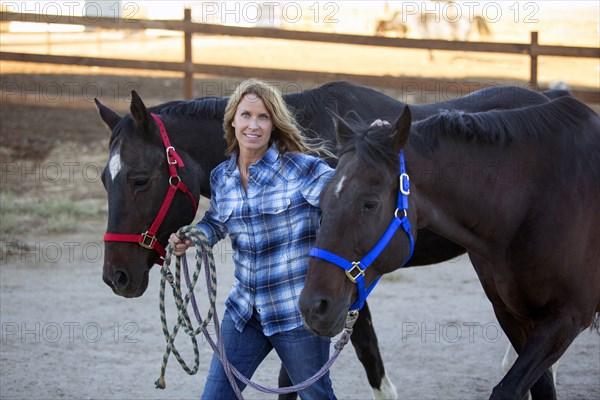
528,370,556,400
491,309,581,400
472,254,561,400
277,366,297,400
351,301,398,400
501,344,560,400
495,308,558,400
500,344,534,400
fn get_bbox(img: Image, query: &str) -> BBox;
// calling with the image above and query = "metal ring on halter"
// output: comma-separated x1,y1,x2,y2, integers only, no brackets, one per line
394,208,407,219
169,175,181,186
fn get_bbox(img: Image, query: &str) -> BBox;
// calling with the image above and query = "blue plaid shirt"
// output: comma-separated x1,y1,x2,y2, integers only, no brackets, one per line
197,144,334,336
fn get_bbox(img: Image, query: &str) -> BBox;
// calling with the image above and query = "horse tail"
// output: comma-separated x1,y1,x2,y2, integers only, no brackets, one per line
474,15,492,38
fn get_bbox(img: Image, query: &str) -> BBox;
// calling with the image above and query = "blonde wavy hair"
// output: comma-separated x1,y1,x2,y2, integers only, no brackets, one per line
223,78,333,159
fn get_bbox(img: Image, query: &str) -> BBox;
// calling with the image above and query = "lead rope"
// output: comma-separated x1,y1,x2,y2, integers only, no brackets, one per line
154,225,222,389
155,225,357,399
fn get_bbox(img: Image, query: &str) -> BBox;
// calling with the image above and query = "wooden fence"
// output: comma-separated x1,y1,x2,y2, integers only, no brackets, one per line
1,9,599,102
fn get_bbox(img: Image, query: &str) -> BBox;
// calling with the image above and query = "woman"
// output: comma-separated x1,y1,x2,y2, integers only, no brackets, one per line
169,78,336,399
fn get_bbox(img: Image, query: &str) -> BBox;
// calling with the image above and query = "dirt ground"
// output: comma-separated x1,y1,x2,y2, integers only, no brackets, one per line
1,4,600,398
1,237,599,400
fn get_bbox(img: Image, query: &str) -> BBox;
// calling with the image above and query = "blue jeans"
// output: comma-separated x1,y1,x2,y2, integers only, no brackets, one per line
201,309,336,400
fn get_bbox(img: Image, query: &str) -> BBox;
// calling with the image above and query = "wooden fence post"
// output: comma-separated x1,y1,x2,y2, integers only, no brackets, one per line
529,31,539,90
183,8,193,99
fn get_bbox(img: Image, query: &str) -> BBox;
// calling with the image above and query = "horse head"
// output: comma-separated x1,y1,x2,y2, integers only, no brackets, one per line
299,105,417,337
95,91,201,297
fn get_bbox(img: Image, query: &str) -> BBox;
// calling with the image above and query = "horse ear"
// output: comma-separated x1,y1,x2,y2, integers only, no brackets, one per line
130,90,152,133
94,98,122,131
391,105,412,152
326,107,355,145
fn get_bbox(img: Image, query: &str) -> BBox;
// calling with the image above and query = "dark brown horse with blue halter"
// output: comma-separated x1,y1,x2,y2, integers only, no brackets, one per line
95,82,559,399
299,97,600,399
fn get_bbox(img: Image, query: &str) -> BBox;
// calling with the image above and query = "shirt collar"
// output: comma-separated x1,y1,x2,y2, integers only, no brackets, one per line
256,143,280,169
226,143,280,175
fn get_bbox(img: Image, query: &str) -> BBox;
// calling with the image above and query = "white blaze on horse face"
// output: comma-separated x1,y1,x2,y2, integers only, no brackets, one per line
334,174,346,198
108,150,122,182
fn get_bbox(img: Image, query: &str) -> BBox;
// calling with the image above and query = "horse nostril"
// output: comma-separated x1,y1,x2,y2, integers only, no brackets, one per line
113,270,129,290
300,294,332,322
314,298,331,318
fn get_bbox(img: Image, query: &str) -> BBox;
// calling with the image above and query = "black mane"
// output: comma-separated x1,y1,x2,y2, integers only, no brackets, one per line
411,96,596,153
108,97,228,149
150,96,228,120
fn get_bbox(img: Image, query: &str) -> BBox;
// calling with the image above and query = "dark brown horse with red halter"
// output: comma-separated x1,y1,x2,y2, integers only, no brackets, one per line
95,82,561,399
299,97,600,399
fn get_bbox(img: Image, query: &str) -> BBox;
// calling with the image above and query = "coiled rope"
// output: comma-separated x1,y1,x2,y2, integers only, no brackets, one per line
155,225,357,399
155,225,217,390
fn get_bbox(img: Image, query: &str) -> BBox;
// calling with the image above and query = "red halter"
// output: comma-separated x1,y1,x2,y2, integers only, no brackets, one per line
103,113,198,266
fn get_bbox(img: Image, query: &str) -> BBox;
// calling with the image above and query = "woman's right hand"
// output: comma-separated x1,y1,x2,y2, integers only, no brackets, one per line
168,233,193,256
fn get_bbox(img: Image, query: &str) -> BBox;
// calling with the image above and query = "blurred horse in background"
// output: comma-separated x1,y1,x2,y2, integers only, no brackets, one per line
375,10,490,41
375,3,491,60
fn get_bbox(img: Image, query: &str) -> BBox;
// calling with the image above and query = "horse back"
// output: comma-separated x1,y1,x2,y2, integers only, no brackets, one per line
284,82,405,153
411,86,549,120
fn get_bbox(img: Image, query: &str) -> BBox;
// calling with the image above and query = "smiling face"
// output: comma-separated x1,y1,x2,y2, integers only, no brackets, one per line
232,93,273,160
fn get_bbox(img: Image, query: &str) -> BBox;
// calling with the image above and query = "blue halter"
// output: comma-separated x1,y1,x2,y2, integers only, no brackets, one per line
309,151,414,311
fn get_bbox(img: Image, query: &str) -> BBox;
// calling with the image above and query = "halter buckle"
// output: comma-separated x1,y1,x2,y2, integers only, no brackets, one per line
140,231,157,249
345,261,365,283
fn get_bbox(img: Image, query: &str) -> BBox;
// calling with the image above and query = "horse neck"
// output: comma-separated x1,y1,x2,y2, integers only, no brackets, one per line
404,143,502,257
160,109,228,199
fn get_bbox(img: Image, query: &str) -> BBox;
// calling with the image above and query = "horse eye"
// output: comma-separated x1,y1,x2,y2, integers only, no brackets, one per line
362,201,379,212
133,178,149,188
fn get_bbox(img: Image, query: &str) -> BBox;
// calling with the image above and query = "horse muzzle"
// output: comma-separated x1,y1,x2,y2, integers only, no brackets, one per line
102,242,151,298
102,266,149,298
298,291,349,337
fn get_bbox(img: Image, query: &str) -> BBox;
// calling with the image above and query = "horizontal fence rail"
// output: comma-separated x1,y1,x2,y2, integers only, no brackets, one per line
1,10,599,102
